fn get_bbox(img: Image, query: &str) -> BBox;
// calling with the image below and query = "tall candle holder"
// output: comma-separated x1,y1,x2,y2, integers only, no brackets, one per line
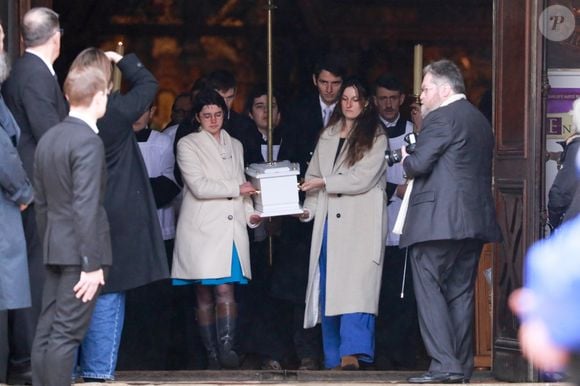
412,44,423,132
112,41,124,92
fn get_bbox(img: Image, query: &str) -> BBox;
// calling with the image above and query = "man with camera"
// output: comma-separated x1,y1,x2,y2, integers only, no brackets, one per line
399,60,501,384
373,74,419,370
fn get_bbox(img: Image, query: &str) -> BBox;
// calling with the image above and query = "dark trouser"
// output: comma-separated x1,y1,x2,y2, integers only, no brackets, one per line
7,207,44,374
238,239,289,361
0,311,7,383
292,303,322,361
32,265,101,386
410,239,483,379
239,237,321,364
375,245,419,369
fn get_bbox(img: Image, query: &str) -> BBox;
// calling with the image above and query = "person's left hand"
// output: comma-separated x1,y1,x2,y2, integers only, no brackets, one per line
300,178,325,192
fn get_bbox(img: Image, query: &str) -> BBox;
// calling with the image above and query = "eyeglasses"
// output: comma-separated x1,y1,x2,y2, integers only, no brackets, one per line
54,28,64,37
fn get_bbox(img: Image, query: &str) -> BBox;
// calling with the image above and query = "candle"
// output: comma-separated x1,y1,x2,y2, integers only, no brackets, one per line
413,44,423,97
112,41,124,92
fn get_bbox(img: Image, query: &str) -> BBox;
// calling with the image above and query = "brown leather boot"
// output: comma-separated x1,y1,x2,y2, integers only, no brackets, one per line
216,302,239,369
196,304,220,369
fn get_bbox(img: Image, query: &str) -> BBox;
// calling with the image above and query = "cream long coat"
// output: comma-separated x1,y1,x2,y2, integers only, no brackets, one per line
172,129,255,280
302,123,388,328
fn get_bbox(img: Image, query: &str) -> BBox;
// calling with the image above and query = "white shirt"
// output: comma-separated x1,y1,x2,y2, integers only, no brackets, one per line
381,114,414,246
137,129,177,240
68,111,98,134
439,93,467,109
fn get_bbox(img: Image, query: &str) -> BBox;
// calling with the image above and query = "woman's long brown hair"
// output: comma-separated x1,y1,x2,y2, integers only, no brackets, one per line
326,76,380,166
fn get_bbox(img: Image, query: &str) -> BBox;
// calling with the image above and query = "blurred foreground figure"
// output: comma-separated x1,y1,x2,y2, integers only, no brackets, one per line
511,153,580,384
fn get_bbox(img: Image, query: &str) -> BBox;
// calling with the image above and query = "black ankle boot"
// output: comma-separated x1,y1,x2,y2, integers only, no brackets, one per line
216,302,239,369
196,305,220,370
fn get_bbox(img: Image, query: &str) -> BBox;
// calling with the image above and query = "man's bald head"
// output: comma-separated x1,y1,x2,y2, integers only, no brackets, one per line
22,7,60,48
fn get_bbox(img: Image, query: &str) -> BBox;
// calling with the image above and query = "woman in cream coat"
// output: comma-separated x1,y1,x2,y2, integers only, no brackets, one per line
172,89,260,369
300,77,388,370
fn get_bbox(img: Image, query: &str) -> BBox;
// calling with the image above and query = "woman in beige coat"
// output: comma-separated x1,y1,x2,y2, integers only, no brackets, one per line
172,89,261,369
300,77,388,370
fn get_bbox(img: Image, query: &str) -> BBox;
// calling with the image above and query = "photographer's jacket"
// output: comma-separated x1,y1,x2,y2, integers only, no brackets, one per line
399,98,501,247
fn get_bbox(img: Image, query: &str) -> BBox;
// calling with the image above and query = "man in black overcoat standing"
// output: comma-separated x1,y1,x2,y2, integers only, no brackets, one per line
1,7,68,383
75,49,168,382
400,59,501,384
31,48,112,386
268,52,347,370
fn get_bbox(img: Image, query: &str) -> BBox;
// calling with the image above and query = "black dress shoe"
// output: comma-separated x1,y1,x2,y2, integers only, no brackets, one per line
298,357,320,370
408,371,464,384
7,369,32,385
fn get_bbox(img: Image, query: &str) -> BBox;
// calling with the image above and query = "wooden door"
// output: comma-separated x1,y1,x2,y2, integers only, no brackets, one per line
492,0,546,381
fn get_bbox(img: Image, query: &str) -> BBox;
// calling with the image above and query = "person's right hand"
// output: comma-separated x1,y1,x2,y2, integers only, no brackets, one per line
239,181,257,196
19,203,28,212
74,269,105,303
104,51,123,64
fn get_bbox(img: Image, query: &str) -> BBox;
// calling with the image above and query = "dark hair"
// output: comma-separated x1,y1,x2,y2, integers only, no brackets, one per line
172,92,191,108
190,76,208,97
22,7,60,48
244,83,280,114
313,52,347,80
327,76,380,166
424,59,466,94
192,88,227,117
374,73,405,95
205,70,236,92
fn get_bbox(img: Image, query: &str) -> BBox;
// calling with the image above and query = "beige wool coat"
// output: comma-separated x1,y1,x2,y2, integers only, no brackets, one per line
172,129,256,280
302,123,388,328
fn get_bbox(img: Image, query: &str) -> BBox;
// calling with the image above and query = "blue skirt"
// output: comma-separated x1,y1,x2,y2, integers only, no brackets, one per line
173,243,248,286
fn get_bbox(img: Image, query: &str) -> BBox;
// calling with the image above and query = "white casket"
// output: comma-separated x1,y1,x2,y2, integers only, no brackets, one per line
245,160,303,217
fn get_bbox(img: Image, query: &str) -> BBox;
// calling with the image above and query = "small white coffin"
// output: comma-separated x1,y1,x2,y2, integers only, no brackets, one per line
245,161,303,217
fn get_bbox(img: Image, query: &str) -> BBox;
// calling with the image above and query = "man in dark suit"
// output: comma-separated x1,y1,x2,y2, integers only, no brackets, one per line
1,7,68,383
285,53,346,177
31,48,112,386
267,53,347,370
399,59,501,384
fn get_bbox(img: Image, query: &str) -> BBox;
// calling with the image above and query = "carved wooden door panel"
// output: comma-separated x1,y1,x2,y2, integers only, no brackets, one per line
492,0,546,381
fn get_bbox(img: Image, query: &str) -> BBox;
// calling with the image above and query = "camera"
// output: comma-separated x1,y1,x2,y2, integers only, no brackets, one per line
385,132,418,166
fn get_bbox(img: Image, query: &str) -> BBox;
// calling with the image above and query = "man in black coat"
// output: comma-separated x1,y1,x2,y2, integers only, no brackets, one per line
1,7,68,383
269,53,347,370
400,60,501,384
31,50,112,386
75,49,168,382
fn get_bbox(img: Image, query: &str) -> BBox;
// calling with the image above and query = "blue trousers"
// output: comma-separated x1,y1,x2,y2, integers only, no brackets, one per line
319,221,375,369
75,292,125,380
